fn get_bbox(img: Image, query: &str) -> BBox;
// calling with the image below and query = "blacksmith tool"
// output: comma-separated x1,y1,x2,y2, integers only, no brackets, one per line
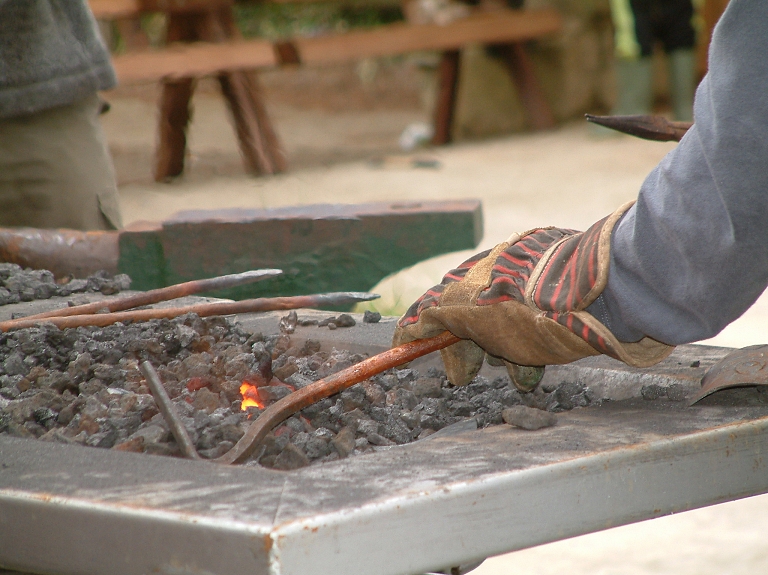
689,344,768,405
0,291,379,332
4,269,282,328
586,114,692,142
140,361,201,460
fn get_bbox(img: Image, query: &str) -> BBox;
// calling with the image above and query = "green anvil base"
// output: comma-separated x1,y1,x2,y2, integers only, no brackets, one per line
118,200,483,302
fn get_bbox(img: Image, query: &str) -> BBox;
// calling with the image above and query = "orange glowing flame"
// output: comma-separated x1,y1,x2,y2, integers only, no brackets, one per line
239,382,265,410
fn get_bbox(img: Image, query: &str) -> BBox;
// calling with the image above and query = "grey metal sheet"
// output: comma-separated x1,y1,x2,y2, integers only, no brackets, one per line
2,398,768,575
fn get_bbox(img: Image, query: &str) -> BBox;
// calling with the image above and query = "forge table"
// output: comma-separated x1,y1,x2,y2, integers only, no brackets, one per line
1,311,768,575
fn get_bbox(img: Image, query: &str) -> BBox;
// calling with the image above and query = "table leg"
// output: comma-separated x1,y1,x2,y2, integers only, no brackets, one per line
498,42,555,130
432,49,461,145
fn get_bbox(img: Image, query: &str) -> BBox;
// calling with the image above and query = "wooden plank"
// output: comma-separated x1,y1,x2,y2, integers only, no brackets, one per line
89,0,140,19
108,9,558,84
294,9,562,65
112,39,278,83
90,0,396,18
431,50,460,145
89,0,232,19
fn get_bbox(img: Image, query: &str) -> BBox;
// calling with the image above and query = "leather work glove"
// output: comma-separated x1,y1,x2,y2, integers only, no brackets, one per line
393,202,674,391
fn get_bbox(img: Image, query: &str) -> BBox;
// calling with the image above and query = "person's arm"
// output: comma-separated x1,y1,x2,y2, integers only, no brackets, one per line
0,0,116,119
393,0,766,390
587,0,768,345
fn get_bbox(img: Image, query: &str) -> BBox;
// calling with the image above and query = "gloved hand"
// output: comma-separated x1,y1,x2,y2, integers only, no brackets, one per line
393,202,674,390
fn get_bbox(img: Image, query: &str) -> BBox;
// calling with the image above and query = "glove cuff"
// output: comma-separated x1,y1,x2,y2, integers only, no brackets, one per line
526,201,673,367
526,201,633,313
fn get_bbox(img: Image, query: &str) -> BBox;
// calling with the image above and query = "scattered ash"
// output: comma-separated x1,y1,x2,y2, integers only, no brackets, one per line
0,263,131,305
0,308,597,470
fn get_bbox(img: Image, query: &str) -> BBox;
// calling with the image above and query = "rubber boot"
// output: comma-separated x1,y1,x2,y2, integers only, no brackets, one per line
590,57,653,138
668,49,695,122
612,57,654,116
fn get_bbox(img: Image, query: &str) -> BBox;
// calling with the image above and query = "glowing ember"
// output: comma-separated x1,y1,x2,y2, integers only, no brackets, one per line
239,382,264,410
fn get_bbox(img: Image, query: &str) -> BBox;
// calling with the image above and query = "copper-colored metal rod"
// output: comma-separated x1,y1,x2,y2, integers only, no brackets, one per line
216,330,460,465
12,269,283,325
139,360,201,460
0,292,380,332
585,114,692,142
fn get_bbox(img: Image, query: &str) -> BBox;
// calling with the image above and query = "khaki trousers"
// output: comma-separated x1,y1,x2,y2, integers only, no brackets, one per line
0,93,122,230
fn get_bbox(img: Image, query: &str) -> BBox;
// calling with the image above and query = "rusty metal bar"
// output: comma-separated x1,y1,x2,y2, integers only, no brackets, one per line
139,361,201,460
216,330,460,464
10,269,282,326
585,114,692,142
0,292,379,332
0,228,119,279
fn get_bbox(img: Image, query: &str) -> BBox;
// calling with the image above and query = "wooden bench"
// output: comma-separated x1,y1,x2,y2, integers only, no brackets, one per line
90,0,562,181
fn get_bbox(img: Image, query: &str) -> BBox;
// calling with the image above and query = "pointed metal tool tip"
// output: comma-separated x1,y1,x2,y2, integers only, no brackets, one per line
585,114,691,142
584,113,635,131
240,269,282,277
346,292,381,302
322,292,381,302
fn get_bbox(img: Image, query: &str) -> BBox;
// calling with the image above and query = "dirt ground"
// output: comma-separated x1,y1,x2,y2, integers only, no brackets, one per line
102,62,768,575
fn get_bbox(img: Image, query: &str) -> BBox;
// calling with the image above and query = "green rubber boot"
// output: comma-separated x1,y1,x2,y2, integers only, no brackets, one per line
613,57,654,116
590,57,653,138
668,49,695,122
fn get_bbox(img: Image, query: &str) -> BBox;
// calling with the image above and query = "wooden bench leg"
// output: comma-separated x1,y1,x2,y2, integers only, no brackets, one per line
154,78,195,181
218,71,286,176
243,72,287,173
497,42,555,130
432,49,461,146
206,8,286,176
153,13,203,182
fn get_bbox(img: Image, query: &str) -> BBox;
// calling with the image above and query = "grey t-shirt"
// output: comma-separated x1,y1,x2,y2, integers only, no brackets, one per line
0,0,116,118
588,0,768,345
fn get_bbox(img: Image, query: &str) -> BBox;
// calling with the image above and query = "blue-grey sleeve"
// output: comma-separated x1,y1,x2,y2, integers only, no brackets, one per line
0,0,116,118
587,0,768,345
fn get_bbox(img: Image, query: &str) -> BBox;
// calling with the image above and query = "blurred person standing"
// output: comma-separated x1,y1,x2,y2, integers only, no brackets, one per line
0,0,123,230
610,0,698,121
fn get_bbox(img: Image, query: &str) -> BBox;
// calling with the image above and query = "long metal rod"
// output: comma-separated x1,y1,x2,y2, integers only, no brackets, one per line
5,269,282,327
216,330,460,465
0,292,379,332
139,361,201,460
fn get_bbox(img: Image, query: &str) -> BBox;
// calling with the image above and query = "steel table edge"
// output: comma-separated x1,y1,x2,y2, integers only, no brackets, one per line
0,488,273,575
268,413,768,575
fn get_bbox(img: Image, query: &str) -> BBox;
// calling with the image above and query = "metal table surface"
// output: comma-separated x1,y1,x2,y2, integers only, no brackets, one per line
2,393,768,575
2,310,768,575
